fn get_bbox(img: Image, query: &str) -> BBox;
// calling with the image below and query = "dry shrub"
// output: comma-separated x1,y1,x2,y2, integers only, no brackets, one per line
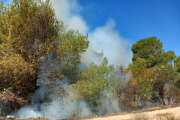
130,113,149,120
157,115,180,120
156,112,173,118
0,89,27,116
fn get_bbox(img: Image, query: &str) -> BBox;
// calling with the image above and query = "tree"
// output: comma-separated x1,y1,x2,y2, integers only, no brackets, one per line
72,63,108,110
71,62,124,114
8,0,60,61
105,65,124,102
174,56,180,73
0,0,59,98
0,0,90,106
0,2,9,44
129,59,152,97
120,58,153,110
131,37,176,68
0,0,91,116
54,29,89,83
0,1,63,115
151,64,178,105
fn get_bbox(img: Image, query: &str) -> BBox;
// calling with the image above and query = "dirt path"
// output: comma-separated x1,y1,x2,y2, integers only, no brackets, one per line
84,106,180,120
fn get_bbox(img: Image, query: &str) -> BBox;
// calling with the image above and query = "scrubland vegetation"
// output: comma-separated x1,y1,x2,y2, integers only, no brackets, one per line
0,0,180,119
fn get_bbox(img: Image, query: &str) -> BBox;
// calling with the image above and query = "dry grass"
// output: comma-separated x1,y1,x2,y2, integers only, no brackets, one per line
157,116,180,120
130,112,180,120
155,112,180,120
156,112,173,118
130,113,149,120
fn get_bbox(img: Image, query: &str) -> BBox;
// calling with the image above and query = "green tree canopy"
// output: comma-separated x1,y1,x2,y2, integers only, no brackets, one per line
71,62,124,113
0,0,89,102
174,56,180,73
151,64,180,105
72,63,108,108
131,37,176,68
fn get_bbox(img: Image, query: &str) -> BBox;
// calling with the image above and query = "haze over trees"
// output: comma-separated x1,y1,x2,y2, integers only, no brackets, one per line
0,0,180,119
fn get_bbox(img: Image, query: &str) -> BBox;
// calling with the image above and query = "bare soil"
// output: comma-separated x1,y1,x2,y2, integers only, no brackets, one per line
1,104,180,120
83,104,180,120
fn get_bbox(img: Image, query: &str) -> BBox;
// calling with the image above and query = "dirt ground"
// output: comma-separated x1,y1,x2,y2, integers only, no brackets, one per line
1,104,180,120
84,105,180,120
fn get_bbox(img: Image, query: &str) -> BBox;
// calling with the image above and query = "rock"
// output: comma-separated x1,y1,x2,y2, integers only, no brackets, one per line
40,117,49,120
7,115,16,119
36,116,40,119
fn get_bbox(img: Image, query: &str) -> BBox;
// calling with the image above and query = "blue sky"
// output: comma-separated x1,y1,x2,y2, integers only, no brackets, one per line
2,0,180,65
78,0,180,56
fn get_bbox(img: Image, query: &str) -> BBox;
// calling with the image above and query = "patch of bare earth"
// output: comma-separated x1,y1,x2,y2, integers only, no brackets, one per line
83,104,180,120
1,104,180,120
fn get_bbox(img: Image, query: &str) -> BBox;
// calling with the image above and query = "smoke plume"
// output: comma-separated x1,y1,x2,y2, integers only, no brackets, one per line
48,0,132,66
13,0,133,119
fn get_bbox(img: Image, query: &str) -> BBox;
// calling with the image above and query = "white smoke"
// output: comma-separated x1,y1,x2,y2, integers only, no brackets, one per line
48,0,132,66
80,47,104,65
83,19,132,66
48,0,88,34
16,84,92,119
14,0,133,119
15,53,92,119
97,90,120,115
15,107,41,119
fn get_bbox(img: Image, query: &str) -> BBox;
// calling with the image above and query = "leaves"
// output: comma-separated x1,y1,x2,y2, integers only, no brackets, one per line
72,63,108,99
132,37,176,68
174,56,180,73
151,65,177,105
0,0,61,99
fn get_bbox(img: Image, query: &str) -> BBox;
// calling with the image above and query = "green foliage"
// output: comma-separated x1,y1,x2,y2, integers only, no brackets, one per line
136,78,153,100
132,37,176,68
7,0,59,61
104,65,125,103
0,0,180,117
71,63,124,112
0,0,58,94
152,64,180,105
72,63,108,105
71,63,109,111
0,0,89,103
129,58,153,97
129,58,147,85
129,36,180,107
55,29,89,83
105,65,124,94
174,56,180,73
122,58,153,109
0,43,36,97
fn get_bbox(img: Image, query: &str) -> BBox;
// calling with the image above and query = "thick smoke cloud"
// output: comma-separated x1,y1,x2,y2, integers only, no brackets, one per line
87,19,132,66
48,0,132,66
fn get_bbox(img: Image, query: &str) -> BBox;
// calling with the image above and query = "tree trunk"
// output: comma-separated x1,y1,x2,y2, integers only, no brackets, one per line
167,96,171,105
159,85,166,105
